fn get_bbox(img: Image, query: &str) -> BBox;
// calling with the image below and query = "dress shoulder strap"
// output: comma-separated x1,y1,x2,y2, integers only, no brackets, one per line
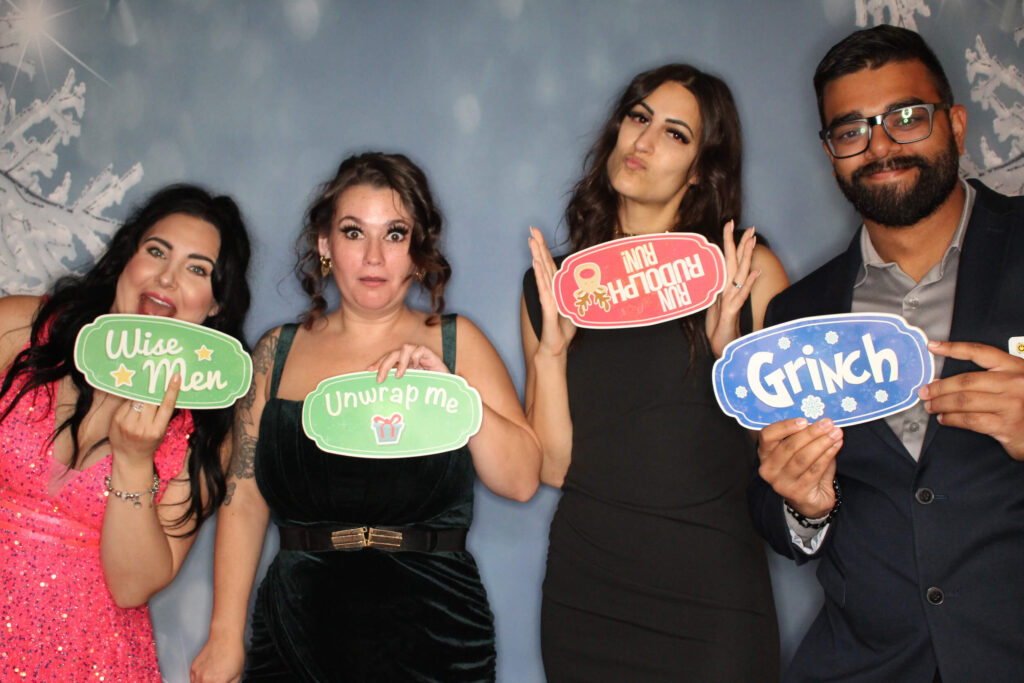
268,323,298,399
441,314,456,373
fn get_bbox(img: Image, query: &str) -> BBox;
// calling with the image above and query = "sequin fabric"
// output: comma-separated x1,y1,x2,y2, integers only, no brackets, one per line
0,361,192,681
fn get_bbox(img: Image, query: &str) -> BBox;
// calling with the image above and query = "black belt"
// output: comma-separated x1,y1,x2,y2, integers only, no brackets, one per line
278,525,467,553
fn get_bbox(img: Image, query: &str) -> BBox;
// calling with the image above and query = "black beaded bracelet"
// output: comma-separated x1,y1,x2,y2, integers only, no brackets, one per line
786,478,842,529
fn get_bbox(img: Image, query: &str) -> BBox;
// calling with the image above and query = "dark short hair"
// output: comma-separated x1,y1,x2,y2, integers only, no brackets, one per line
296,152,451,325
813,25,954,128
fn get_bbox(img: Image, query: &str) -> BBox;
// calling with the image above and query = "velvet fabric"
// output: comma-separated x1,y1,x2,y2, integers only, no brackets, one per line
244,317,495,682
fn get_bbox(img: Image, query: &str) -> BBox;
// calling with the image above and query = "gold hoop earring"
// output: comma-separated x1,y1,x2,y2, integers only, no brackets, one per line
320,254,332,278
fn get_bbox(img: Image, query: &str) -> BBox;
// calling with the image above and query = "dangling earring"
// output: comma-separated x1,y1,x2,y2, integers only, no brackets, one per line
320,254,332,278
414,269,425,283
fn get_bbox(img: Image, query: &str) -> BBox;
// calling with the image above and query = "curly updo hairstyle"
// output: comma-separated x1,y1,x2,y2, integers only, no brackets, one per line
296,152,451,326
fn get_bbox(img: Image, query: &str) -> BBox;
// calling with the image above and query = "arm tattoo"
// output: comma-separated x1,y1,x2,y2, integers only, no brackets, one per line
223,330,277,506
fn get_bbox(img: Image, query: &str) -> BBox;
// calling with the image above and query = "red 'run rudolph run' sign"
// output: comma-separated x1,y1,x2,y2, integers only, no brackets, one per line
552,233,727,329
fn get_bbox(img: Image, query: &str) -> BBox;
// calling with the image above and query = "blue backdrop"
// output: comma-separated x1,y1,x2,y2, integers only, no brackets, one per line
0,1,1019,680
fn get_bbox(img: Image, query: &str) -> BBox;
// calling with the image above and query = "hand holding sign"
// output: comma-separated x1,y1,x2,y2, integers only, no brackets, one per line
757,416,842,519
370,343,449,382
920,340,1024,461
109,373,182,472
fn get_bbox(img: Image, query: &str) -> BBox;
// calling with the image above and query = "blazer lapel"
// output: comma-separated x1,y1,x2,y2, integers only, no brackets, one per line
919,181,1014,455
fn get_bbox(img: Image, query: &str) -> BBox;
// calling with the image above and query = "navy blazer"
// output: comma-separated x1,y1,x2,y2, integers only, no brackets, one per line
750,180,1024,683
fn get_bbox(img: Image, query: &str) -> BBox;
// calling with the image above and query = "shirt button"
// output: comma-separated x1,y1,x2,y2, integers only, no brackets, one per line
927,587,944,605
915,488,934,504
908,422,921,433
906,298,920,309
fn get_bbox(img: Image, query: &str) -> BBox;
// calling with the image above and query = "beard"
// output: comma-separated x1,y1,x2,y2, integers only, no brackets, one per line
834,137,961,227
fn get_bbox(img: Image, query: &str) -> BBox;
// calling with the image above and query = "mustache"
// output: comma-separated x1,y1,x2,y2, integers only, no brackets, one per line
852,155,927,181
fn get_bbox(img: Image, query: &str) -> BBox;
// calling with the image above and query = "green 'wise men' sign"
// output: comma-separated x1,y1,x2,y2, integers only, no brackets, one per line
74,314,252,409
302,370,483,458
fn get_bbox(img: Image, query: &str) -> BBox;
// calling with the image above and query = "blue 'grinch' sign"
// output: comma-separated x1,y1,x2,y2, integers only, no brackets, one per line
713,313,933,429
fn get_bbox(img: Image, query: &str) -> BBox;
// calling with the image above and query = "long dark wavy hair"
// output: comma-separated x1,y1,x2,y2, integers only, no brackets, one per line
296,151,451,327
0,184,252,535
566,63,743,353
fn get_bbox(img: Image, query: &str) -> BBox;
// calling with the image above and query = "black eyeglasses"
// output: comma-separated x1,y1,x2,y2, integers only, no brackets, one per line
819,103,950,159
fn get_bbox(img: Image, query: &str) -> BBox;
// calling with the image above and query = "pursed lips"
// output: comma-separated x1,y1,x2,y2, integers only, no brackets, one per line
624,154,646,171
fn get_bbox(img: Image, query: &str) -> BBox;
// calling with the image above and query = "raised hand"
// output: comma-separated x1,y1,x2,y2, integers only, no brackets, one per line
529,226,576,357
706,221,759,357
920,340,1024,460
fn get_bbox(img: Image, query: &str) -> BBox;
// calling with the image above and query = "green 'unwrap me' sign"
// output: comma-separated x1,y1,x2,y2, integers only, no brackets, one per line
302,370,483,458
73,314,252,409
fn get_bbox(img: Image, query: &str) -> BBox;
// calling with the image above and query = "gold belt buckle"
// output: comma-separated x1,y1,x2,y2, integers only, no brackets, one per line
329,526,403,550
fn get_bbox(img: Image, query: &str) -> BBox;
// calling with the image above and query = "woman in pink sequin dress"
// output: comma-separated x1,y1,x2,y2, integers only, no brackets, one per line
0,185,251,681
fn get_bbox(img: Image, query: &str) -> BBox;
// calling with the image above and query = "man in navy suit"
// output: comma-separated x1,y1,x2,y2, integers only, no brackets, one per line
751,25,1024,683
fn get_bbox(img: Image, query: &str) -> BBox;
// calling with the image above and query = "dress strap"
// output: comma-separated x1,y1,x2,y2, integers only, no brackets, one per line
441,314,457,373
268,324,298,399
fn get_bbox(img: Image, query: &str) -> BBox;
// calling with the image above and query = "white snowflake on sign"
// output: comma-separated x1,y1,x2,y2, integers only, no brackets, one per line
778,336,791,350
0,8,142,295
841,396,858,412
874,389,889,402
735,386,748,399
854,0,930,30
802,395,826,420
825,331,839,344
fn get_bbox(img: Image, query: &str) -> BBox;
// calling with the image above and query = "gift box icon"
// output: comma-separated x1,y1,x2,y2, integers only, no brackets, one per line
372,413,404,445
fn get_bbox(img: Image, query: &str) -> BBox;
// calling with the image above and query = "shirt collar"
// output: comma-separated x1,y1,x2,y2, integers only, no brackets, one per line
855,178,975,286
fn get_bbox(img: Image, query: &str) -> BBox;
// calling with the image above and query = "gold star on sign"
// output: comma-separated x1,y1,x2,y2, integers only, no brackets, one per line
111,364,134,387
195,345,214,361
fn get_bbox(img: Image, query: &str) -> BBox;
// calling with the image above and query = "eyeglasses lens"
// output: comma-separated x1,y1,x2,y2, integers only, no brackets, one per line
827,105,934,158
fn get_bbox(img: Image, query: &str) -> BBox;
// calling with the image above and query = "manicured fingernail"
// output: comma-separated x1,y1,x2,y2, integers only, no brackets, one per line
927,341,940,349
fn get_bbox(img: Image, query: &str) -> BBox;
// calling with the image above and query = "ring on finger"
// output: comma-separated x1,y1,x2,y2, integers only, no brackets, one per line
131,401,145,413
732,281,743,289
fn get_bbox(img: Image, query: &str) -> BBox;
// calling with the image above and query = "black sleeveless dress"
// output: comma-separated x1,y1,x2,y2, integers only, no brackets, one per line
524,269,779,683
243,317,496,682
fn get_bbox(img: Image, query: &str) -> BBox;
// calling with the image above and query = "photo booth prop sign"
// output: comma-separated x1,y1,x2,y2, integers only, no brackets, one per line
302,370,483,458
74,314,252,409
712,313,933,429
552,233,726,328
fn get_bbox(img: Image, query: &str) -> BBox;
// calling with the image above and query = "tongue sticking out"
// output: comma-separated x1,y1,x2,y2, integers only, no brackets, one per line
138,294,177,317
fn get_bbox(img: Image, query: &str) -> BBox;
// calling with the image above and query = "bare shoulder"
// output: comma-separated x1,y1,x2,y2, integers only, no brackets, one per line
453,315,497,351
0,296,42,369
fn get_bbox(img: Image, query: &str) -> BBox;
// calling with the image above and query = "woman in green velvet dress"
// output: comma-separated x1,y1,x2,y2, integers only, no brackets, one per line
191,152,540,682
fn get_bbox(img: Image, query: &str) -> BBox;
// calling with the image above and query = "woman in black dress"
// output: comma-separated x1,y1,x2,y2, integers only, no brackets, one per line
192,152,540,682
521,64,788,681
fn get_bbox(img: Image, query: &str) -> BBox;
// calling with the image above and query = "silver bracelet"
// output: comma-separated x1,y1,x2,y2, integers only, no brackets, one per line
104,473,160,508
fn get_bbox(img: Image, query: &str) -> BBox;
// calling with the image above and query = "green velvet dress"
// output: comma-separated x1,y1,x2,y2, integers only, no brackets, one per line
243,317,495,682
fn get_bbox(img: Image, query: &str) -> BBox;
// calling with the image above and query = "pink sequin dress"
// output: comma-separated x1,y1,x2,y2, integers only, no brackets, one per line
0,359,192,681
